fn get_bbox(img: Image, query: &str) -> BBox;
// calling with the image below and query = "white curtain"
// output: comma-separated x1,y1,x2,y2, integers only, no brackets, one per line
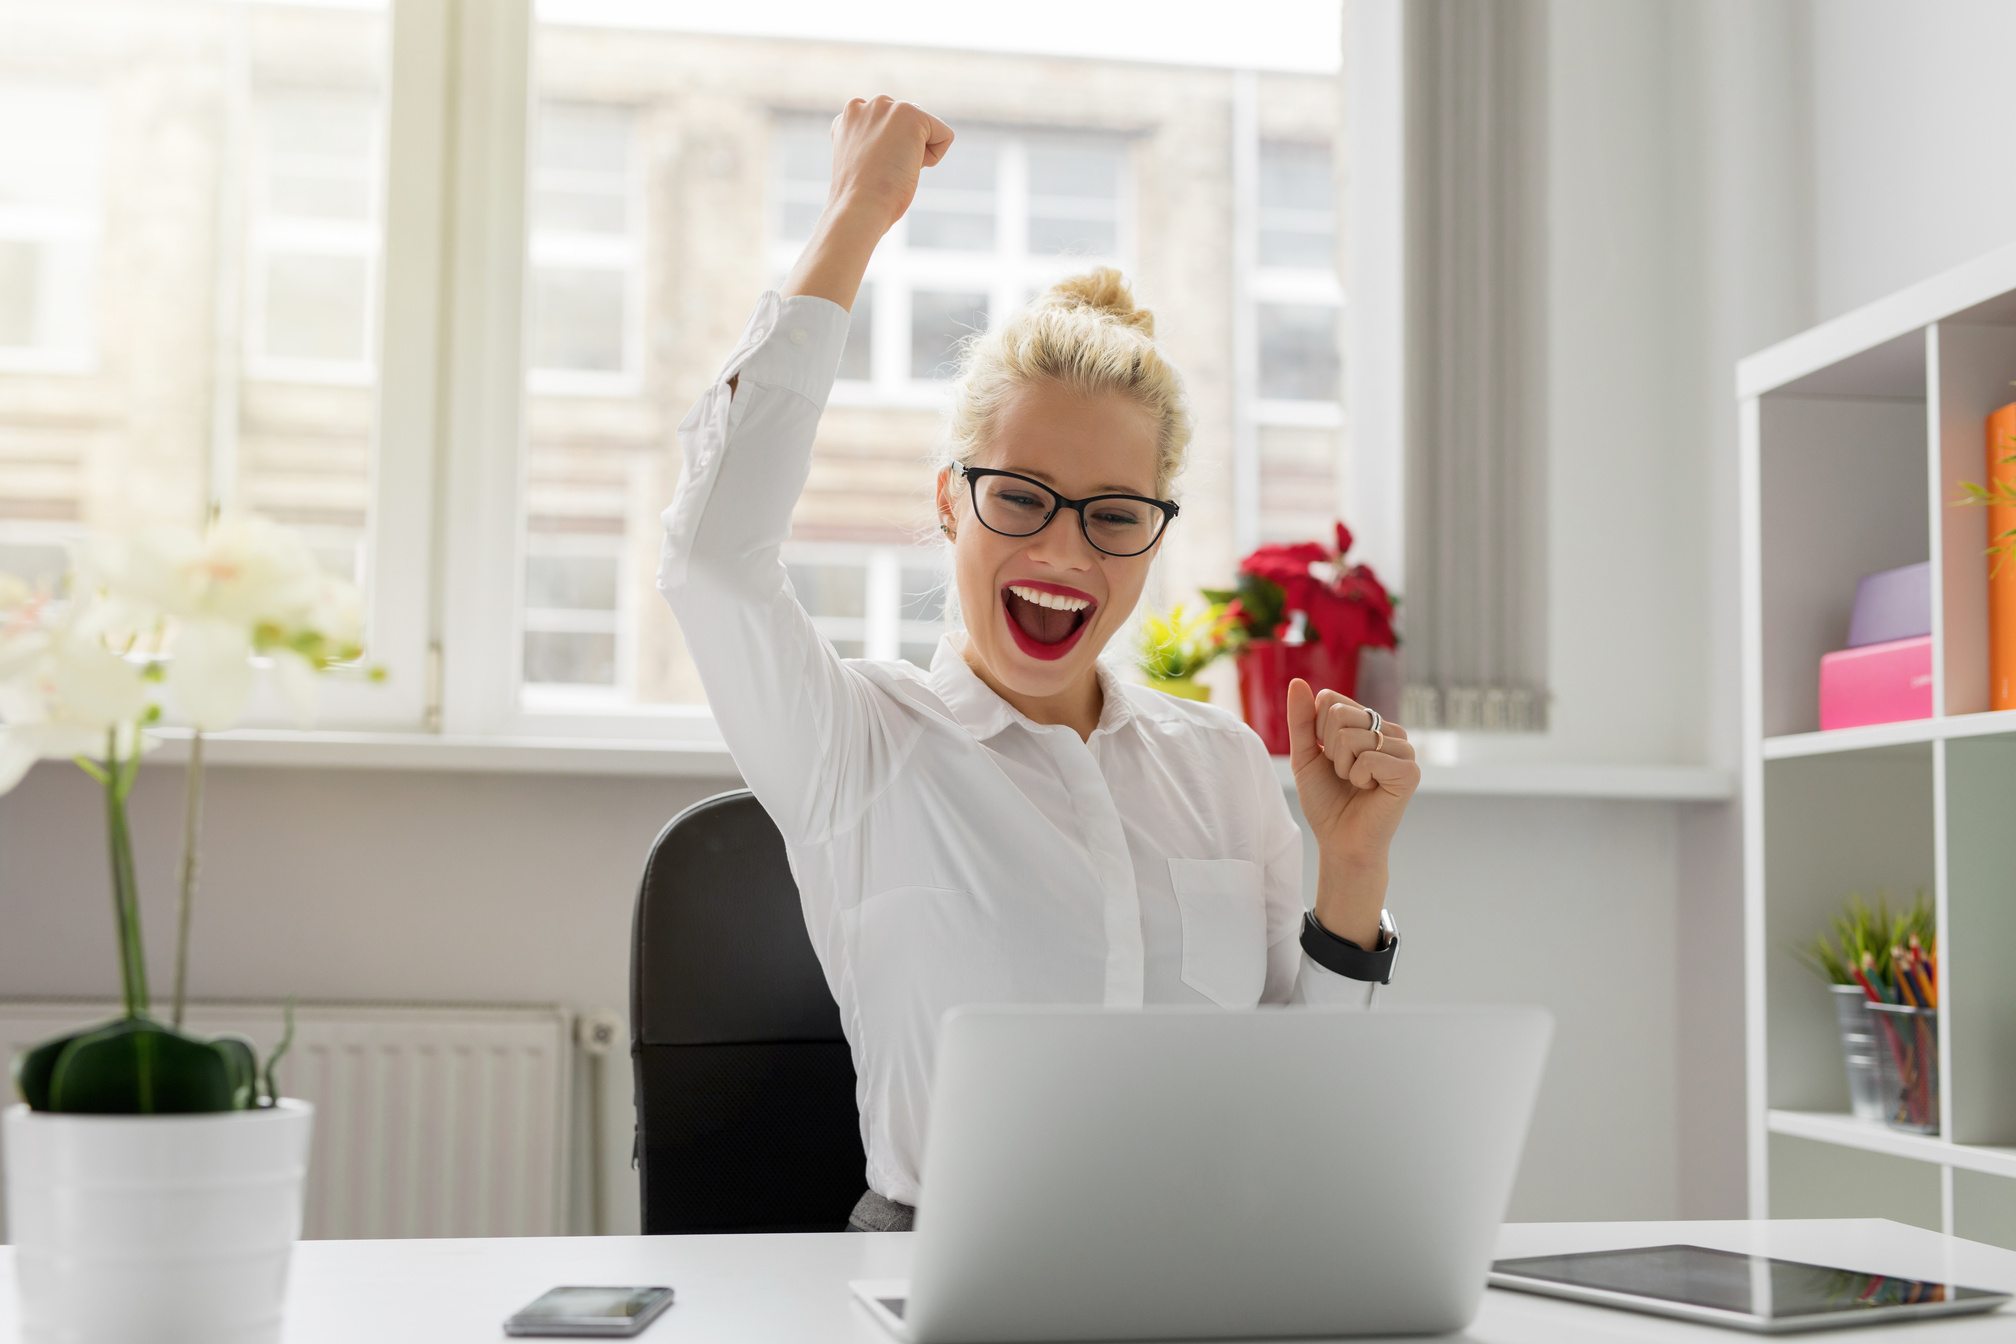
1397,0,1551,732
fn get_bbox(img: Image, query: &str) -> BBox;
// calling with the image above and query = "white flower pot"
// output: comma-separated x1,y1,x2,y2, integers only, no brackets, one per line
3,1100,313,1344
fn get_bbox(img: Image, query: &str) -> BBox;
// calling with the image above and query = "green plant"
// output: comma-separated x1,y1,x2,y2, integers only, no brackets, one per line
1955,392,2016,570
1137,603,1236,681
2,516,366,1113
1198,572,1286,652
1796,891,1935,998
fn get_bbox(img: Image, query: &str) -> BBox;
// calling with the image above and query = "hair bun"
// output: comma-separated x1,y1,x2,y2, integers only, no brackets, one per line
1038,267,1154,336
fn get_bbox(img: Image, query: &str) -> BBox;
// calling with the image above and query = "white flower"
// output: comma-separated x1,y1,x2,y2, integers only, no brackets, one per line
87,516,324,630
86,514,369,731
0,599,153,796
168,616,255,732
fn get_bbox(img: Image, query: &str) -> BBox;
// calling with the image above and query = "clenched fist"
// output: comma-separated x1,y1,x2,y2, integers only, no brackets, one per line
783,97,954,311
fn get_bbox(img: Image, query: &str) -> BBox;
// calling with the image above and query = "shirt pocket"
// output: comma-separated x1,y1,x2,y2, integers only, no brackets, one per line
1167,857,1267,1009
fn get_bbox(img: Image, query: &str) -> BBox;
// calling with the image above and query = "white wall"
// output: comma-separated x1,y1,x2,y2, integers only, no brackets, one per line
0,756,1728,1228
0,760,726,1238
1808,0,2016,321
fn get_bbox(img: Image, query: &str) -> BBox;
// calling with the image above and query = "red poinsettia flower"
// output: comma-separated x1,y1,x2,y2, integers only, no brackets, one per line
1236,521,1396,653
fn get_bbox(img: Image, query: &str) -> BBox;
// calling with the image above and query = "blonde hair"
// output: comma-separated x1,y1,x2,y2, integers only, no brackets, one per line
940,268,1191,498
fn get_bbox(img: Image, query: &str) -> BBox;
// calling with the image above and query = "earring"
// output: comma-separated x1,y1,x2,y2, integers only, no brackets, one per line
940,521,955,540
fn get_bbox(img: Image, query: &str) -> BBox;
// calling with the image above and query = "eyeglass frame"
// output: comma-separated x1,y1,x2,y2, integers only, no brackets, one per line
950,464,1180,559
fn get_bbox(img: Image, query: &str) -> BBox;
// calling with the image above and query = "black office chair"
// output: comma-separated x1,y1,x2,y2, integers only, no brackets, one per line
629,788,866,1234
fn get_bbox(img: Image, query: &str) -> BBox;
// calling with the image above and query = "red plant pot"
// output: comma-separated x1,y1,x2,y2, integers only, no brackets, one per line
1236,639,1360,755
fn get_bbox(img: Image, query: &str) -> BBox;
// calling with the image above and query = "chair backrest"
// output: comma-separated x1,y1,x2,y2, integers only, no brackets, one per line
629,788,865,1233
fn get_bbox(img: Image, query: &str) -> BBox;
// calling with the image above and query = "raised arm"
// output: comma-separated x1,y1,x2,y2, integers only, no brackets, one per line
783,97,953,310
658,98,953,850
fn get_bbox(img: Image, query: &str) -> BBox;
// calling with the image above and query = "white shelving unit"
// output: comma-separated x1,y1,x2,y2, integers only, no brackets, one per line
1742,240,2016,1245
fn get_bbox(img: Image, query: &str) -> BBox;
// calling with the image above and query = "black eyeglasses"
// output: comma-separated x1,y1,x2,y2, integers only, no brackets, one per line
954,465,1179,558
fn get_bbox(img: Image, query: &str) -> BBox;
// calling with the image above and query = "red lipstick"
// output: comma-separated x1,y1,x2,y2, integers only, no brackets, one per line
1001,582,1098,662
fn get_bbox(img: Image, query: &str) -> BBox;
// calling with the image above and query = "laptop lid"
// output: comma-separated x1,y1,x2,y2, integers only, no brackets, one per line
900,1003,1552,1344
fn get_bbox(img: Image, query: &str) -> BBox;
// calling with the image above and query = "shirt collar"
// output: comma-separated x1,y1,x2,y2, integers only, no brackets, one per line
927,633,1137,742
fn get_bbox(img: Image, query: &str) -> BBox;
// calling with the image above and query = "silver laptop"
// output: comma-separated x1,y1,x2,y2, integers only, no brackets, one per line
850,1002,1553,1342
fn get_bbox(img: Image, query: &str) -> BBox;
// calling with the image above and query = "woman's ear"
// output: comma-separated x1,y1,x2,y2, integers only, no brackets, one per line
933,467,958,541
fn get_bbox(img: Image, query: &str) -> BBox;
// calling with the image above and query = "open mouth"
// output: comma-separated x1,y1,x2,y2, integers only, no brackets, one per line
1002,582,1097,661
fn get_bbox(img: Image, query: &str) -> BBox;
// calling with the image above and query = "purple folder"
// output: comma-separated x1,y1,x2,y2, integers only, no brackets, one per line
1847,561,1931,648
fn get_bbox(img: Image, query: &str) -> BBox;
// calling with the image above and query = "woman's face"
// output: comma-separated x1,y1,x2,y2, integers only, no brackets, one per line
936,381,1166,704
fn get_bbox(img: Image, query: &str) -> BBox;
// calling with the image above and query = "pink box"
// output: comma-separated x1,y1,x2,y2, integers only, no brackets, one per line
1819,634,1933,730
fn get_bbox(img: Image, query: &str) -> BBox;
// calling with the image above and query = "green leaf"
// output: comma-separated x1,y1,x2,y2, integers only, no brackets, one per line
12,1025,99,1109
262,998,297,1107
209,1033,260,1110
44,1017,237,1114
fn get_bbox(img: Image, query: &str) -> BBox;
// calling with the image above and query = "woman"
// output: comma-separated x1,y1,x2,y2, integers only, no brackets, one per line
659,97,1420,1233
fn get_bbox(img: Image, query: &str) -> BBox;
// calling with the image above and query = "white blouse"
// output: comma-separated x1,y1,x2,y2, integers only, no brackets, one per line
658,292,1365,1207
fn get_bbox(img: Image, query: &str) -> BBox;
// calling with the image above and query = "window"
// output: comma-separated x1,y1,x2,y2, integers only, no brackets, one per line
770,118,1130,403
517,101,646,701
1254,140,1341,408
1258,303,1342,401
1245,136,1344,543
248,91,380,379
527,103,639,390
0,85,100,371
0,3,1343,747
1257,141,1336,269
523,534,624,691
0,1,429,730
786,544,947,669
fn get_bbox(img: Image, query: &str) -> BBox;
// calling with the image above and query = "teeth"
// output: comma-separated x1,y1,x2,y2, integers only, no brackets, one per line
1008,584,1091,612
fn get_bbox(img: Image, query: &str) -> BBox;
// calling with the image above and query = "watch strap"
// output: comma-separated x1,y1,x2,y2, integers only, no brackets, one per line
1300,909,1399,984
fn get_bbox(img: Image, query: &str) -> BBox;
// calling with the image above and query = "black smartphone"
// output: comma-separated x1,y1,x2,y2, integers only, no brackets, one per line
503,1286,675,1337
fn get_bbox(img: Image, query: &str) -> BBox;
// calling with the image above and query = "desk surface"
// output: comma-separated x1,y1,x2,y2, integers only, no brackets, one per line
2,1219,2013,1342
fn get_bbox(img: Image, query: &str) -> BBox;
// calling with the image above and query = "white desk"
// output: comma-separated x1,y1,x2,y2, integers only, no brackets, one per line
2,1219,2012,1342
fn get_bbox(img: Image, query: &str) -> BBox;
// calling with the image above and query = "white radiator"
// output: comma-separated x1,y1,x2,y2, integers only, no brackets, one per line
0,1001,572,1242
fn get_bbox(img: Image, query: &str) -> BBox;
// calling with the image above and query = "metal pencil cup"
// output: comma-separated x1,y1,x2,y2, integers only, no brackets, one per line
1867,1001,1938,1134
1830,983,1886,1122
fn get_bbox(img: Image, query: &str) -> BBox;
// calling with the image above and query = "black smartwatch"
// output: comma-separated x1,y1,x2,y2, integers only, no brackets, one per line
1300,909,1399,984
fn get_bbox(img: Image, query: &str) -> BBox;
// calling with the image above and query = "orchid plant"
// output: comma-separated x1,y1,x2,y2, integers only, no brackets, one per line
1,515,373,1113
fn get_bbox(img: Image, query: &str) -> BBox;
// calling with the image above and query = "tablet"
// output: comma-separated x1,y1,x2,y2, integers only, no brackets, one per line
1489,1244,2010,1334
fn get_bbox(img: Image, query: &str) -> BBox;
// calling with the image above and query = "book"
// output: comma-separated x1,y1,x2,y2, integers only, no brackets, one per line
1820,635,1932,730
1991,402,2016,711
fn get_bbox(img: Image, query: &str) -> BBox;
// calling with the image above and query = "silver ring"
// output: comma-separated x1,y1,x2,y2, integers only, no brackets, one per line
1365,707,1384,754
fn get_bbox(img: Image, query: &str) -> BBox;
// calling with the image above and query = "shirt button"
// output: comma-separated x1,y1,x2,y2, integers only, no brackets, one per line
788,328,808,345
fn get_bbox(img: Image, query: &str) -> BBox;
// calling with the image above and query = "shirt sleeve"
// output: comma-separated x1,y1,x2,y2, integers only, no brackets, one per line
657,292,923,849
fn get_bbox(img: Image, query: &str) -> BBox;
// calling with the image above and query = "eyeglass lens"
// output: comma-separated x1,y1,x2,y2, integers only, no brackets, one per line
970,473,1166,556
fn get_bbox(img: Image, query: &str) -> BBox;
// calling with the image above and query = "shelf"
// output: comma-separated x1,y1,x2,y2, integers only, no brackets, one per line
1270,758,1734,801
1769,1110,2016,1181
1737,237,2016,398
1762,710,2016,760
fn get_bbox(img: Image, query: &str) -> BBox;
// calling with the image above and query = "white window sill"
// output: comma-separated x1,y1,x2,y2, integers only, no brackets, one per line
141,727,737,779
133,728,1735,799
1269,756,1734,801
